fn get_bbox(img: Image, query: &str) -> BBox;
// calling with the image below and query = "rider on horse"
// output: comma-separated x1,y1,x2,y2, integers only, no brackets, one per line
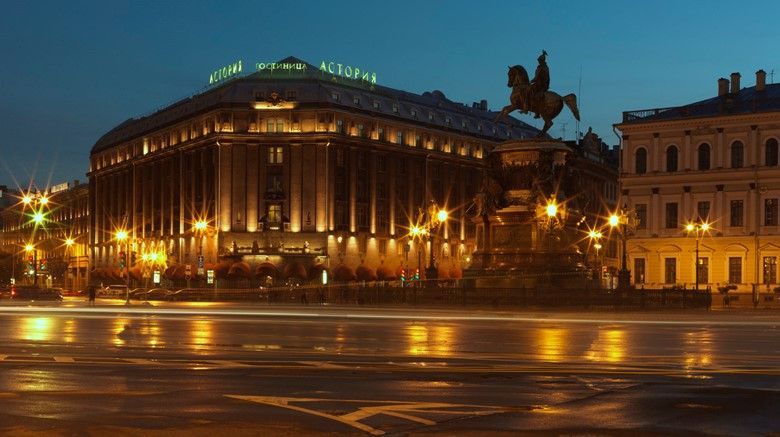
527,50,549,119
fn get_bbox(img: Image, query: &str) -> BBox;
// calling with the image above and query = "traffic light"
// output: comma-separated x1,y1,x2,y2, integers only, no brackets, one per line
39,258,47,271
118,251,126,269
27,256,34,273
414,269,420,281
400,268,406,283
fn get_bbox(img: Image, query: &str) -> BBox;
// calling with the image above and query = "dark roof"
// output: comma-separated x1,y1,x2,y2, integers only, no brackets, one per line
621,83,780,125
92,56,540,154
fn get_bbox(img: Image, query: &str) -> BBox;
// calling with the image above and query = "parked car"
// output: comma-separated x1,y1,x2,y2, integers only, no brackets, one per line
11,286,63,301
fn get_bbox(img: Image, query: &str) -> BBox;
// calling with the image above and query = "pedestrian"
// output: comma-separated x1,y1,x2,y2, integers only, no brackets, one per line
88,285,96,306
301,291,308,305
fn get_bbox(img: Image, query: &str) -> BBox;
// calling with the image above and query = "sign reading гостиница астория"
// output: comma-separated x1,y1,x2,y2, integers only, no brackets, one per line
208,59,377,85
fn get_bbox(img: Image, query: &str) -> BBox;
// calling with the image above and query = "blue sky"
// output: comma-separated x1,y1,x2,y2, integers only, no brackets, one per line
1,0,778,187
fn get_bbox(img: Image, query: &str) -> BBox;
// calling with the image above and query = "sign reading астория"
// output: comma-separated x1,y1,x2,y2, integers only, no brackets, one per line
209,58,377,85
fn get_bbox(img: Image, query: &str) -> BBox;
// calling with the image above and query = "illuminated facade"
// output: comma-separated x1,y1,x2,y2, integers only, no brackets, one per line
0,182,90,289
617,70,780,291
88,56,539,283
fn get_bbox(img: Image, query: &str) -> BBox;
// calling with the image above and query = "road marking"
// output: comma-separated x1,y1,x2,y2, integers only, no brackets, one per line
225,395,524,435
53,356,75,363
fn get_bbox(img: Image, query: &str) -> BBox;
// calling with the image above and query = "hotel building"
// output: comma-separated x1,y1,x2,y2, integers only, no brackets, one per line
88,57,540,283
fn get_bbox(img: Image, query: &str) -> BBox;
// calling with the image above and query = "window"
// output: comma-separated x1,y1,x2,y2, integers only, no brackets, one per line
336,119,344,133
353,96,360,105
266,118,284,133
357,124,366,138
697,201,710,221
268,146,284,164
665,202,678,229
698,143,711,170
635,204,647,229
635,148,647,174
765,198,778,226
766,139,778,166
731,141,744,168
728,257,742,284
396,131,404,145
666,145,678,172
730,200,744,227
634,258,645,284
267,174,283,193
267,204,282,229
697,257,709,284
357,204,369,230
664,258,676,284
763,257,777,284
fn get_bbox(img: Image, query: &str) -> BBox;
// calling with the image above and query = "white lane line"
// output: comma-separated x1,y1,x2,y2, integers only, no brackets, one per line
53,356,75,363
0,305,777,326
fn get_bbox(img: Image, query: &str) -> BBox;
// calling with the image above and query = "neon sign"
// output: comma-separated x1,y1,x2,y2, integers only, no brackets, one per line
209,60,243,85
319,60,377,84
256,62,307,71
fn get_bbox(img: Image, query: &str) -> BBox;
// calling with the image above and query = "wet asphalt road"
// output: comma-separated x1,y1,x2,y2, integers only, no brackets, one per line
0,299,777,436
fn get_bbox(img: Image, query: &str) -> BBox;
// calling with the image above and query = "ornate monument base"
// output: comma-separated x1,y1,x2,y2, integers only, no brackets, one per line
466,139,587,289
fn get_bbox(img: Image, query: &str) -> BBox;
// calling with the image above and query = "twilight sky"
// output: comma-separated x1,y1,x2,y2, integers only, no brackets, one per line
0,0,778,188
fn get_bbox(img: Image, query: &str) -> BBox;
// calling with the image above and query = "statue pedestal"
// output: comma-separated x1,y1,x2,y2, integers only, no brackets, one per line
466,139,586,289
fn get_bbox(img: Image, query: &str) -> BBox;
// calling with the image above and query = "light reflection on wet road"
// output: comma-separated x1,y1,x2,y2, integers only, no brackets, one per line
0,303,777,435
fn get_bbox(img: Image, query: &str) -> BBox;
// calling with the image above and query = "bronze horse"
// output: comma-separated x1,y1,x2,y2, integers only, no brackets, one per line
495,65,580,137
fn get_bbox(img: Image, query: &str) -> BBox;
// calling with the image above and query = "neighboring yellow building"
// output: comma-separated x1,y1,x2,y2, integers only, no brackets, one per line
616,70,780,292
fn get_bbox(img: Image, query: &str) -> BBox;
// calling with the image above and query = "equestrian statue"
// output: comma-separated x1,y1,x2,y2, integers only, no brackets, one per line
495,50,580,137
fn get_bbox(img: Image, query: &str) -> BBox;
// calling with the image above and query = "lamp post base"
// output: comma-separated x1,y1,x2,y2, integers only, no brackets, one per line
618,269,631,291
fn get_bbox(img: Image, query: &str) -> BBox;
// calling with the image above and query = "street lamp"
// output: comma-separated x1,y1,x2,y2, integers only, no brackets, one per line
425,201,448,282
65,238,75,290
685,221,710,291
115,229,131,304
24,243,38,285
609,204,638,291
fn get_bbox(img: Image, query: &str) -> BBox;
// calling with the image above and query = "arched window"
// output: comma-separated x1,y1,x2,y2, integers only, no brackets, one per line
766,138,778,166
698,143,711,170
731,141,744,168
666,145,678,172
635,148,647,174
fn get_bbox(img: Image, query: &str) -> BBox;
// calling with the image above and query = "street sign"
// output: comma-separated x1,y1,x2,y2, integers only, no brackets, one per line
197,255,205,275
153,270,161,284
207,269,214,285
185,264,192,280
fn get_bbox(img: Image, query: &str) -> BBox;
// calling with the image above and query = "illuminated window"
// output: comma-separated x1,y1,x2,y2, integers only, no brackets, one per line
728,257,742,283
267,204,282,229
765,198,777,226
266,118,284,133
730,200,743,226
664,258,676,284
396,131,404,144
763,257,777,284
268,146,284,164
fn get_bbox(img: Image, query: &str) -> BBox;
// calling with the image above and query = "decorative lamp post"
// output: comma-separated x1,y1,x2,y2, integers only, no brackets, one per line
115,229,131,304
685,221,710,291
424,201,448,282
609,204,638,291
65,238,75,290
25,243,37,286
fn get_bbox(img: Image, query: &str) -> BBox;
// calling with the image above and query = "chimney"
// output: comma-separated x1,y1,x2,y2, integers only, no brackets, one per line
730,72,741,94
480,99,488,110
718,78,729,96
756,69,767,91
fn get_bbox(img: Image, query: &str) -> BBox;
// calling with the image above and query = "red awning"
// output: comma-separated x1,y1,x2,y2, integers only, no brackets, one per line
356,265,377,282
255,262,279,279
333,265,356,282
377,265,396,281
227,261,252,279
283,261,308,280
